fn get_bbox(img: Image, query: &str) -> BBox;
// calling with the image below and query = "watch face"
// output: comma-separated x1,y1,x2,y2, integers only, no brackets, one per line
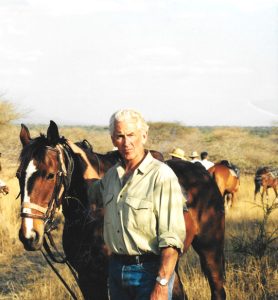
156,276,168,286
160,278,168,285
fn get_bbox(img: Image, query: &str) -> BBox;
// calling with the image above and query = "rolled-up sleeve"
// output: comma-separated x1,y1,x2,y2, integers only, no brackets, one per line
154,166,186,252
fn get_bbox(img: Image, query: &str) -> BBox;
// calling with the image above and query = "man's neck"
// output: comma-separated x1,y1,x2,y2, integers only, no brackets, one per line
124,151,146,173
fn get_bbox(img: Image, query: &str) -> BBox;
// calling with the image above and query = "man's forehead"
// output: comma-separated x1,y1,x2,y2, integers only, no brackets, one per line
114,120,138,133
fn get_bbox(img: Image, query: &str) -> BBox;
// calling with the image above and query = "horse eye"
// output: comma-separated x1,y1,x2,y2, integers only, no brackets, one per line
46,173,55,180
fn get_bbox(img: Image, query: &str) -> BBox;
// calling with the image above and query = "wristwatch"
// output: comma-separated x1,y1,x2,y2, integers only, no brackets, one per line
156,276,168,286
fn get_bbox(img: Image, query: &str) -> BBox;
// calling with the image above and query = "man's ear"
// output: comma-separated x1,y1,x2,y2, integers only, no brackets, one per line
111,136,117,147
141,131,148,145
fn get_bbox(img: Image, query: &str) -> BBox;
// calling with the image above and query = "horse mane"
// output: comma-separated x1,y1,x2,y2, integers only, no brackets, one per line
218,160,240,177
19,134,67,167
165,159,212,186
19,135,48,165
256,166,278,177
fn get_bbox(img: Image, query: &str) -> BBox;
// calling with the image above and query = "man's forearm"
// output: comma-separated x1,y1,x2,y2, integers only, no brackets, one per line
67,140,100,180
157,247,179,280
150,247,179,300
80,152,100,180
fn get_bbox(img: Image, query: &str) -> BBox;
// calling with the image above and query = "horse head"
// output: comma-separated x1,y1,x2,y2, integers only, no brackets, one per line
17,120,73,251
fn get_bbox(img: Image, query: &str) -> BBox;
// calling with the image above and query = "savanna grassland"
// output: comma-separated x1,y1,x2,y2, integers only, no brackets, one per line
0,101,277,299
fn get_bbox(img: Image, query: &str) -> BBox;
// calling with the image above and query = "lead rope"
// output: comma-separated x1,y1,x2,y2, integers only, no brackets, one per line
40,247,79,300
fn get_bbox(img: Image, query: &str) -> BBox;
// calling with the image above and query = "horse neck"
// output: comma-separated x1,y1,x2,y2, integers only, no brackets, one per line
61,149,91,220
87,151,120,177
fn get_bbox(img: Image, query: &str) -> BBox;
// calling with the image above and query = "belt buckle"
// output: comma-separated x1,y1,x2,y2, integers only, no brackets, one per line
135,255,140,264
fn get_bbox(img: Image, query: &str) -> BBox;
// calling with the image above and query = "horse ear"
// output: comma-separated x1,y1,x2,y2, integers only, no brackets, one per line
47,120,60,145
20,124,31,146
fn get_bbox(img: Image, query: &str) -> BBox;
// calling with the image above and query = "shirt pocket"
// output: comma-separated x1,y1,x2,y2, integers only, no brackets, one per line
123,197,153,230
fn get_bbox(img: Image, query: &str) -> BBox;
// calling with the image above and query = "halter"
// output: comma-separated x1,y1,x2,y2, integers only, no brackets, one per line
18,143,74,229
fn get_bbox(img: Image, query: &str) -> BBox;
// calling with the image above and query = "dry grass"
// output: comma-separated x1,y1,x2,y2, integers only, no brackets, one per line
0,102,277,299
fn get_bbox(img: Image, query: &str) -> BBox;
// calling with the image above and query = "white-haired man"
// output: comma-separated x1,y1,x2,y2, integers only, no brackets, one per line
68,109,185,300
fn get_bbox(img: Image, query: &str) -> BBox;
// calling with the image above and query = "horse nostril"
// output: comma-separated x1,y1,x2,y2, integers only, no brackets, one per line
19,228,42,251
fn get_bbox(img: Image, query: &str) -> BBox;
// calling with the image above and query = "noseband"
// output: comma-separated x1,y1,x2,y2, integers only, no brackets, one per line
18,143,74,230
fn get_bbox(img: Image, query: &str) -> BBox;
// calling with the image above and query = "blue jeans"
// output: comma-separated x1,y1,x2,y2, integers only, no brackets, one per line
108,256,175,300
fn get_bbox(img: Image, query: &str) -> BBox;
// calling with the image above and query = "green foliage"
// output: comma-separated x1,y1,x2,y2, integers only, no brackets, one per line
248,127,274,138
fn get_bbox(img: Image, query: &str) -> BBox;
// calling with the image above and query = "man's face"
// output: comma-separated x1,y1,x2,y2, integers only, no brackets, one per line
111,120,147,162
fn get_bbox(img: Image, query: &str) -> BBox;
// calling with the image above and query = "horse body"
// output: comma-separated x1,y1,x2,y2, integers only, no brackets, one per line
17,121,226,300
166,160,226,300
254,166,278,201
208,161,240,209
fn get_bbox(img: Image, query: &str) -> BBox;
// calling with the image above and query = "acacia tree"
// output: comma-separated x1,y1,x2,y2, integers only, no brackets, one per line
231,199,278,298
0,99,21,175
0,100,20,126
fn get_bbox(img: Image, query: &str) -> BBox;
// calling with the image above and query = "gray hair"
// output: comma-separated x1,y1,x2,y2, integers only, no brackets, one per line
109,109,149,135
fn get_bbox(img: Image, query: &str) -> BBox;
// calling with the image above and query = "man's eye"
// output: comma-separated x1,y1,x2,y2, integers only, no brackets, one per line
46,173,55,180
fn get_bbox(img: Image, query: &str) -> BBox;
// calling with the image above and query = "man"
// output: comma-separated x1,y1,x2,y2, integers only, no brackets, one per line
200,151,214,170
168,147,187,160
189,151,201,163
68,109,185,300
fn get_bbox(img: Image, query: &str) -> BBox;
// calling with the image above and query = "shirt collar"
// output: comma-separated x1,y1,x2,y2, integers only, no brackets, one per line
137,151,154,175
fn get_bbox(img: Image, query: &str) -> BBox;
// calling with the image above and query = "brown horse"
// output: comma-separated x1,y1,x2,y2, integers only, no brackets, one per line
17,121,226,300
208,161,240,209
254,166,278,201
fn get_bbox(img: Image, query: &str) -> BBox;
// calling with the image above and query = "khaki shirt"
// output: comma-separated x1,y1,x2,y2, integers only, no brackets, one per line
88,152,186,255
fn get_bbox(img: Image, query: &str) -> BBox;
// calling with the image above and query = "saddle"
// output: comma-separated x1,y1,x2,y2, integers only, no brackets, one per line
220,160,240,178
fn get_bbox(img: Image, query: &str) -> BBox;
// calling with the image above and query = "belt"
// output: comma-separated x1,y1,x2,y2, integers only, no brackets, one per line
112,253,160,265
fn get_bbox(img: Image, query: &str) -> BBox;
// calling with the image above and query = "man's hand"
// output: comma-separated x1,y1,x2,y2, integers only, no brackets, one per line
67,140,86,156
66,140,100,180
150,283,168,300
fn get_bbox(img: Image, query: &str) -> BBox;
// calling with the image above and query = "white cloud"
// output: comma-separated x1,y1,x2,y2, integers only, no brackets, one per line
25,0,150,16
226,0,278,13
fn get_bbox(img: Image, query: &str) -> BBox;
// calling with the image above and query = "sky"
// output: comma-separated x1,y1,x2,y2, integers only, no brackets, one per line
0,0,277,126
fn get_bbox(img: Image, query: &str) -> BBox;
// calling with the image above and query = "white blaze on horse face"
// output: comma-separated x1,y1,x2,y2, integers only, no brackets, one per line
22,160,37,239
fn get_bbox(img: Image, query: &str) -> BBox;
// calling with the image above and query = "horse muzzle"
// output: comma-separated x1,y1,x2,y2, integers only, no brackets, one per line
19,227,44,251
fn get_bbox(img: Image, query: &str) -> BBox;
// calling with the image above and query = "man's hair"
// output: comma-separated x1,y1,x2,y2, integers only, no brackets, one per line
200,151,208,160
109,109,149,135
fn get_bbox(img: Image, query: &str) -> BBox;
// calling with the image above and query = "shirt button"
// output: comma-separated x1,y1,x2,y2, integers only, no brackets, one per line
117,230,120,233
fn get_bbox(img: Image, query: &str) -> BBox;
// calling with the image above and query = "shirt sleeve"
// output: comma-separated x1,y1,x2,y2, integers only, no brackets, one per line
154,165,186,252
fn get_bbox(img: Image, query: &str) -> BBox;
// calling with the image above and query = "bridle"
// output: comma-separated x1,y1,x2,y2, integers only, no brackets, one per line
17,143,74,231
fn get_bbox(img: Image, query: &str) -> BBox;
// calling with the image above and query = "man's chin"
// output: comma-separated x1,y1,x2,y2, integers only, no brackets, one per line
121,152,135,160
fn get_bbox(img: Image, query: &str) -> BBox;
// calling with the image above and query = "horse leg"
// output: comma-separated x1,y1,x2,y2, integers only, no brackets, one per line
266,187,269,201
230,192,236,208
260,186,265,203
223,193,230,211
225,193,232,209
172,211,196,300
193,245,226,300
